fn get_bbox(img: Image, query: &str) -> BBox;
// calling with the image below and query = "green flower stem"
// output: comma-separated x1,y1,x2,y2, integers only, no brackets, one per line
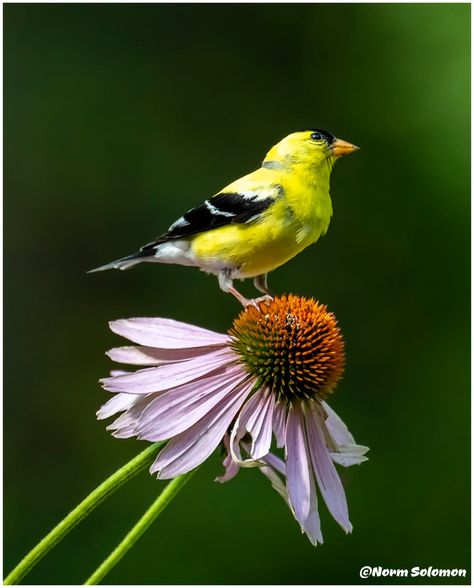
4,442,164,586
84,468,197,585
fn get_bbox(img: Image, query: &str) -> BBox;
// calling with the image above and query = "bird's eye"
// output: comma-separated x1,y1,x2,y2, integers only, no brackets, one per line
311,131,323,141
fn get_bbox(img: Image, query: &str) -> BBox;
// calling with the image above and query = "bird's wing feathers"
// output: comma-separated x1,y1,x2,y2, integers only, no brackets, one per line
141,188,279,251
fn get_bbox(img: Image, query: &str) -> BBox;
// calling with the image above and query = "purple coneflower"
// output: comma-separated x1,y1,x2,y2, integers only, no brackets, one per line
98,295,368,545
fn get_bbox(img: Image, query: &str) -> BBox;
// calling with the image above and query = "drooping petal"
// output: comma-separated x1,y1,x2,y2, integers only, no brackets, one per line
100,349,234,394
134,366,247,441
150,381,253,479
220,436,289,507
260,465,289,504
273,401,287,448
244,441,322,545
96,392,139,420
249,389,275,459
305,405,352,534
285,406,311,524
301,468,324,546
109,317,229,349
261,449,286,476
231,387,275,462
229,392,264,468
107,345,220,366
215,434,240,483
320,402,369,467
110,421,139,439
331,446,369,467
229,387,275,467
292,419,324,546
257,447,289,503
106,394,156,438
321,401,356,446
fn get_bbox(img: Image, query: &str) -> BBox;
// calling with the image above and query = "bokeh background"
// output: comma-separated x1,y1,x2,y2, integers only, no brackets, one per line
4,3,470,585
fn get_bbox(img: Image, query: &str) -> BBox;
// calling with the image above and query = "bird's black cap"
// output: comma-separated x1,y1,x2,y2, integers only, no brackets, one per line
299,128,335,144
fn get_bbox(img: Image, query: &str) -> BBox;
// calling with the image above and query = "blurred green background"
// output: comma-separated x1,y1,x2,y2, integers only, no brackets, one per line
4,3,470,585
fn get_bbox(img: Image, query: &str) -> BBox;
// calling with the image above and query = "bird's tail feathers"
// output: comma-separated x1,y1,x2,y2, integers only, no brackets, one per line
87,250,152,273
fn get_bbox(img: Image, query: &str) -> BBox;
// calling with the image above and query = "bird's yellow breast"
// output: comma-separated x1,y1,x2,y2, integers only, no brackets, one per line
191,163,333,277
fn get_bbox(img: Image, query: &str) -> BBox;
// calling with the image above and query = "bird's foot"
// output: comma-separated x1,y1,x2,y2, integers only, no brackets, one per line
245,294,274,309
227,286,274,309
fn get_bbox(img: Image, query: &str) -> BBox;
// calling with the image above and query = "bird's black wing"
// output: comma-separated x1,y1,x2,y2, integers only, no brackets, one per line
140,191,276,251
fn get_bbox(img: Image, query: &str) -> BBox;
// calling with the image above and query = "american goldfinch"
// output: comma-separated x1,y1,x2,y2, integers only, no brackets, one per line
90,129,358,305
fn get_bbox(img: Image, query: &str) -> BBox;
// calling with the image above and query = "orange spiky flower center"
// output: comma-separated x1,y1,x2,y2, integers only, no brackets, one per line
229,295,345,402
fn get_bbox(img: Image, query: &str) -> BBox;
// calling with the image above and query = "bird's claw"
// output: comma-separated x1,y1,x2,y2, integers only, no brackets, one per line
245,295,274,309
227,285,274,308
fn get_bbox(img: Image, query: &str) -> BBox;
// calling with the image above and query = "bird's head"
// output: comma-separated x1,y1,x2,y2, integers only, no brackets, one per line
263,129,359,171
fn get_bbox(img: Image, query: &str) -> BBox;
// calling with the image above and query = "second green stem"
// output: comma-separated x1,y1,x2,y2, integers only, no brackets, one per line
84,468,197,585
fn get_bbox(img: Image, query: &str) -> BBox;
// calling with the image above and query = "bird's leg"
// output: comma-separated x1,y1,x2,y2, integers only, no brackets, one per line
251,273,274,306
219,271,274,308
218,270,251,307
253,273,273,296
228,286,252,307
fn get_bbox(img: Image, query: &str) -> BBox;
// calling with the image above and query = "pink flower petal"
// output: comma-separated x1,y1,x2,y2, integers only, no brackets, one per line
261,450,286,476
150,381,253,479
250,443,289,503
260,465,289,504
229,388,271,467
301,468,324,546
321,401,356,446
305,406,352,534
330,448,369,467
285,407,311,523
321,401,369,467
250,445,322,545
100,349,234,394
134,366,247,441
235,388,275,460
251,446,288,504
215,434,240,483
248,390,275,459
253,444,323,545
110,423,139,439
110,317,229,349
240,441,287,477
96,392,138,420
273,401,287,448
106,394,157,438
107,345,221,366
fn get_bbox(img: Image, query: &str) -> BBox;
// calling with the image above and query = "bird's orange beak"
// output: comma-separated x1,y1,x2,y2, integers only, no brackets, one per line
330,138,359,158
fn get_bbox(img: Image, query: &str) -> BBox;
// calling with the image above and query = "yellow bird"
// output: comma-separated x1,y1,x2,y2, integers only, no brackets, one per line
90,129,358,305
